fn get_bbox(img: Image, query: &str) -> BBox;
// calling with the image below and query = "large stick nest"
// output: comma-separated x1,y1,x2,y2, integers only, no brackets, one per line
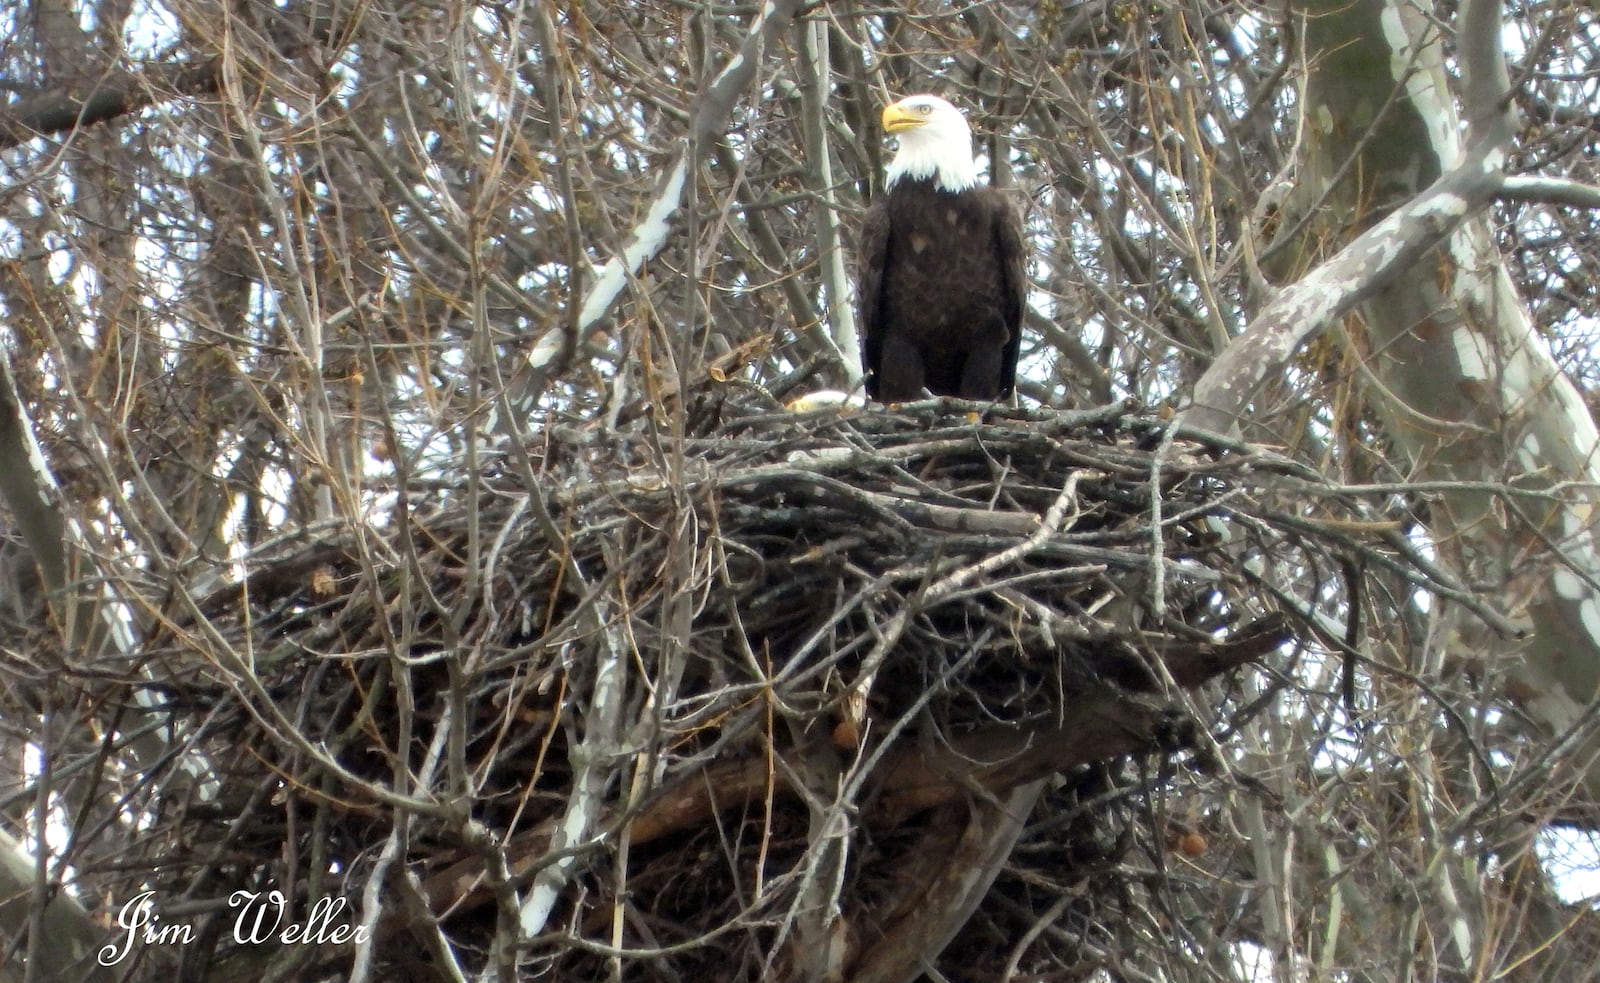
62,399,1468,981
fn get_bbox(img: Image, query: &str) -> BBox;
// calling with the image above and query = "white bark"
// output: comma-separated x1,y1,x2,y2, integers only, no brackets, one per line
1179,0,1600,971
1186,0,1600,798
797,19,863,387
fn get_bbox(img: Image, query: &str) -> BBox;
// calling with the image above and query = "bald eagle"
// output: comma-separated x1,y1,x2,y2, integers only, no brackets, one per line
858,95,1027,404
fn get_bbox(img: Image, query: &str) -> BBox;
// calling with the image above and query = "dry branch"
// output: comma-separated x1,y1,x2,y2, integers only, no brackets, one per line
3,398,1462,980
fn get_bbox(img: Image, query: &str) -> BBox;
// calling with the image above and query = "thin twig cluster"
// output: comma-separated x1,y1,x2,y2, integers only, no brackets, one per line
6,399,1464,980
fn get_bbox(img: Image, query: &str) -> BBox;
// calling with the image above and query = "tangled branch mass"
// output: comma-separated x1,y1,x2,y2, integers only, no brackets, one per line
126,398,1448,978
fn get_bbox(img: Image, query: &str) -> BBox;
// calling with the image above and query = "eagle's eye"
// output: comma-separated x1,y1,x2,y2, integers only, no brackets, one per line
917,104,933,115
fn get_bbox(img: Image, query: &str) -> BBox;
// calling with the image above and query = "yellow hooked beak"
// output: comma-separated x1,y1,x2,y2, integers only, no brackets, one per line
881,101,929,134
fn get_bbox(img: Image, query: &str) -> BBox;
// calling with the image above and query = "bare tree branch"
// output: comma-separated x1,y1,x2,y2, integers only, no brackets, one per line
1180,138,1507,435
1499,174,1600,209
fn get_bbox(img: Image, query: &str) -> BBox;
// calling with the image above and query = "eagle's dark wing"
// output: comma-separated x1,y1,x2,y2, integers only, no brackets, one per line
857,198,892,400
989,189,1028,399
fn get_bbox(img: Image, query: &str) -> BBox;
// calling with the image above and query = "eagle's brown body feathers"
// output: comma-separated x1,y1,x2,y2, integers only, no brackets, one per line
858,178,1026,402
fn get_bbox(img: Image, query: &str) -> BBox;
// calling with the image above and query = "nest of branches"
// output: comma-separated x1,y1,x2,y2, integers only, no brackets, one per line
44,398,1472,981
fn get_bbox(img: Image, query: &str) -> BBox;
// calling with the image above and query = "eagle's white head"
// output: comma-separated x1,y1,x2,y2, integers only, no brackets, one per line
881,95,980,193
